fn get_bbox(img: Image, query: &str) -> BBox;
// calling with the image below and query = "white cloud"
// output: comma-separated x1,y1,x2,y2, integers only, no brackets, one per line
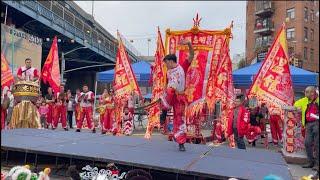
75,1,246,57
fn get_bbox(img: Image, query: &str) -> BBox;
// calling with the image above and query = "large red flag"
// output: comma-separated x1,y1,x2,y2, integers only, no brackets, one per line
1,53,14,90
145,27,166,139
248,23,294,116
211,40,235,145
113,32,141,131
113,32,141,99
41,36,60,93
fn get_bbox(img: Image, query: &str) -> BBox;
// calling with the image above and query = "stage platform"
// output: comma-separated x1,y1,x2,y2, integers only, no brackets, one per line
1,129,292,180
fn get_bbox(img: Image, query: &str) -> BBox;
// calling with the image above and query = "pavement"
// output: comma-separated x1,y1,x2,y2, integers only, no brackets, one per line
1,116,319,179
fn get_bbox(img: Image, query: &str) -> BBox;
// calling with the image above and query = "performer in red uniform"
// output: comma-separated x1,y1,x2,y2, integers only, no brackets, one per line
45,87,55,129
76,84,95,133
269,108,283,145
99,89,115,134
16,58,39,81
53,85,68,130
160,39,194,151
122,106,134,136
226,94,250,149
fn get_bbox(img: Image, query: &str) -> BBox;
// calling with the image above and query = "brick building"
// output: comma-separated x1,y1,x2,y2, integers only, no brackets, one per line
246,1,319,72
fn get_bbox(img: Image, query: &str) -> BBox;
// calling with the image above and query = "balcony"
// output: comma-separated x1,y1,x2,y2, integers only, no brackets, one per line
254,20,274,35
255,1,274,17
255,38,273,52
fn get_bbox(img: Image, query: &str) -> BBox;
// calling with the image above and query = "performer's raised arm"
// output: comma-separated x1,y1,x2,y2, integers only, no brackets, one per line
179,39,194,64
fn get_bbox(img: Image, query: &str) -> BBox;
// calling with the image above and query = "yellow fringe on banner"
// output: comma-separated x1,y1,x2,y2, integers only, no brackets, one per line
185,100,207,120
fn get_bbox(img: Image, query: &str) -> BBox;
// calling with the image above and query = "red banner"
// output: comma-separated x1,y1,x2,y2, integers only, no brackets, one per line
165,28,232,119
1,52,14,90
113,33,141,99
248,24,294,116
113,32,141,131
145,28,166,139
212,43,235,132
41,36,60,93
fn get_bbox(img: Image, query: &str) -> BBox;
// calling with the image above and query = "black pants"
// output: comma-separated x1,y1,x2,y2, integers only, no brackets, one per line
67,111,73,128
160,110,167,125
233,128,246,150
305,121,319,166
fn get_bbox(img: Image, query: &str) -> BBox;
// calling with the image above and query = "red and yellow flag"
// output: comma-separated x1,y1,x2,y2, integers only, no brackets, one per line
1,52,14,90
248,23,294,115
212,41,235,133
145,27,166,139
41,36,61,93
113,32,141,132
113,32,141,99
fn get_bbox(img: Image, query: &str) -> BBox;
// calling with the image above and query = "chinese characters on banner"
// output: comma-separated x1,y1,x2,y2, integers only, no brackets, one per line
248,24,294,117
113,32,141,133
1,52,14,90
145,28,166,139
282,108,306,157
164,21,233,135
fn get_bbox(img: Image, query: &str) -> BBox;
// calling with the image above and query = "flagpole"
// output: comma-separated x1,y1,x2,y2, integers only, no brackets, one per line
93,78,98,122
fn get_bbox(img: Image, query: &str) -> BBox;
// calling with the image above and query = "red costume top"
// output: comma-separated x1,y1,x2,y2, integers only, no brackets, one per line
17,66,39,80
79,91,94,108
161,60,190,110
227,105,250,138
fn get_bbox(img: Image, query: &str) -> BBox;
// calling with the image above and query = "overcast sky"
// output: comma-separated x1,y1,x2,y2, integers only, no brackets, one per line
75,1,246,59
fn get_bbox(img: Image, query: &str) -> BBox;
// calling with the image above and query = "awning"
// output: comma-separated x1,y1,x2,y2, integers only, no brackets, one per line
233,62,318,88
97,61,151,83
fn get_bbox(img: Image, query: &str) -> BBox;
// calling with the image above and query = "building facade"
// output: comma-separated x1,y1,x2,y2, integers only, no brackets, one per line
246,1,319,72
232,53,245,71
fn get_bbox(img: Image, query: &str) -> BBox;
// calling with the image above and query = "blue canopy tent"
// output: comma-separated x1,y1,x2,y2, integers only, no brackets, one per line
97,61,152,86
233,62,318,90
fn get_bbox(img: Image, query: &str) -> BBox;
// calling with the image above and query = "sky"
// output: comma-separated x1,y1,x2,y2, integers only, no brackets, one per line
75,1,246,59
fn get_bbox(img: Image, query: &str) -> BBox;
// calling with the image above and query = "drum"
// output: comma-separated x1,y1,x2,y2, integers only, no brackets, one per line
13,80,40,103
96,105,106,114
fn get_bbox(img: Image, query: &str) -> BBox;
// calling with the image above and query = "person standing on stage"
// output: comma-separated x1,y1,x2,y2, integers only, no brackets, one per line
3,86,14,127
226,94,250,150
122,105,134,136
38,101,49,129
99,89,108,133
294,86,319,171
100,89,114,134
128,91,136,115
16,58,39,81
45,87,55,129
159,39,194,151
76,84,95,133
269,108,283,145
74,88,81,125
67,90,75,129
53,85,68,131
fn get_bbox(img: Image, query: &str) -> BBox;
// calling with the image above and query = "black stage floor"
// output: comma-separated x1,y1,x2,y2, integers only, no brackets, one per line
1,129,292,180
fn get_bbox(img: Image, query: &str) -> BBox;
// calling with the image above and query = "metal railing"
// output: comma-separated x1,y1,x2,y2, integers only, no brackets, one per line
4,0,141,62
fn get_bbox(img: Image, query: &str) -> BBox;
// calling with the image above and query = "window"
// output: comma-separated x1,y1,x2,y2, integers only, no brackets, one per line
310,49,314,61
288,46,294,57
255,37,262,48
304,27,308,41
286,8,295,19
311,10,314,21
304,47,308,60
311,29,314,41
286,28,295,39
304,7,308,21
